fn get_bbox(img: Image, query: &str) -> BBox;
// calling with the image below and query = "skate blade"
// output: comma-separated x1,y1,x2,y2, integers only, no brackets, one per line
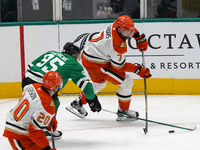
116,116,138,121
66,106,86,119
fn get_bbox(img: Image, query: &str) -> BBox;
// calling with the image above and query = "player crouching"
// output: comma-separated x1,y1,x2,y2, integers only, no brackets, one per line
3,71,62,150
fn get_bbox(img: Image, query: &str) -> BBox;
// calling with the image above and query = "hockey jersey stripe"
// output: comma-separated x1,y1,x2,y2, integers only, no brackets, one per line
25,70,43,83
77,79,90,91
32,119,46,130
79,81,84,88
77,77,88,87
90,31,104,42
101,68,124,83
5,127,28,136
6,121,26,131
79,80,88,89
111,59,126,66
80,81,88,91
27,70,43,78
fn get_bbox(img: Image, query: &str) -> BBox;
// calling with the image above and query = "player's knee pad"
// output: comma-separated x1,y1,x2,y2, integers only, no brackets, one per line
92,81,107,94
117,75,133,99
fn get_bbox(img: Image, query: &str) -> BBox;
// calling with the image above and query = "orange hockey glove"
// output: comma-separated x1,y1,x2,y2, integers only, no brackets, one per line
46,117,57,132
135,33,148,52
134,64,152,78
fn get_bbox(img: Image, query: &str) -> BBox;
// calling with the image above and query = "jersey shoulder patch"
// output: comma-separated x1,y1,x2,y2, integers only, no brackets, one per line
33,84,56,115
112,24,127,54
49,100,55,107
119,42,126,48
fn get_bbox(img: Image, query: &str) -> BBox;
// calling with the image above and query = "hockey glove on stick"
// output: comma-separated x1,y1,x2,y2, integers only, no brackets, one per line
134,64,152,78
46,117,58,132
86,95,102,112
135,33,148,52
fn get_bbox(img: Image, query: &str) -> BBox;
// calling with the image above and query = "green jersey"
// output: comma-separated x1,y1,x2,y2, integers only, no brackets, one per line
26,51,95,100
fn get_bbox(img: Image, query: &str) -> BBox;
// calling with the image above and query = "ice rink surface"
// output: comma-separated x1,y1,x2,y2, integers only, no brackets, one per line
0,95,199,150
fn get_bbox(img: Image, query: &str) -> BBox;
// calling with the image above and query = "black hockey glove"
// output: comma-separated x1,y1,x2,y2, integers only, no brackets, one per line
86,95,101,112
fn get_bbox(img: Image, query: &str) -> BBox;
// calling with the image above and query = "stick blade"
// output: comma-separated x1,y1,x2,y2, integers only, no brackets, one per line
143,127,148,134
187,124,197,131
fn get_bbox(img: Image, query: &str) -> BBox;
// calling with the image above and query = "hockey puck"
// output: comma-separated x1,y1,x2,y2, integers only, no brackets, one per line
169,130,175,133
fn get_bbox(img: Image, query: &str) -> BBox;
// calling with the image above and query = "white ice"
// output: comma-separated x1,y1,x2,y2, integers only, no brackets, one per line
0,95,199,150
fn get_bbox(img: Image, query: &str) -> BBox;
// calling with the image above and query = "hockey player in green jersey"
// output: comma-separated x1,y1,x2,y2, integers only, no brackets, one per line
22,42,101,140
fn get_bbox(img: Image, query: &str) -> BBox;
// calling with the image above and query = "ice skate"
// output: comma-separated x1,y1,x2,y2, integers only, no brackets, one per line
44,130,62,140
66,99,88,119
116,109,139,121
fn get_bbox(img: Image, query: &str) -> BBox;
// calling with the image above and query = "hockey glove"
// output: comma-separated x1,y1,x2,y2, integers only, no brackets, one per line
86,95,102,112
134,64,152,78
46,117,58,132
135,33,148,52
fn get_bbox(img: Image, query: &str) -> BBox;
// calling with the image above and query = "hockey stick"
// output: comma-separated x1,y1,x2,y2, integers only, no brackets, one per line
51,125,55,148
102,109,196,131
141,49,148,134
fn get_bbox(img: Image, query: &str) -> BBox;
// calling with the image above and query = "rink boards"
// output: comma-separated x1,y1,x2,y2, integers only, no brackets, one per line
0,19,200,98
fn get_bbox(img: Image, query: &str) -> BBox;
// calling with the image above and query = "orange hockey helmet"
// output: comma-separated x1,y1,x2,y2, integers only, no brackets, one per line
43,71,62,91
115,15,135,38
115,15,134,31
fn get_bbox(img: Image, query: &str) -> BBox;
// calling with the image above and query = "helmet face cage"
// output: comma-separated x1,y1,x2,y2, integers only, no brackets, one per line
118,28,134,39
62,42,81,59
43,71,62,91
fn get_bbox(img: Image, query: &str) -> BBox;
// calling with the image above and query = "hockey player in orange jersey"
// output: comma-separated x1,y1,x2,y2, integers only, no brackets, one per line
3,71,62,150
68,15,152,121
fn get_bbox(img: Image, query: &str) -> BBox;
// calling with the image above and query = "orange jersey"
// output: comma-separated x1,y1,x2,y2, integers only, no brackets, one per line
3,83,56,148
82,22,138,72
